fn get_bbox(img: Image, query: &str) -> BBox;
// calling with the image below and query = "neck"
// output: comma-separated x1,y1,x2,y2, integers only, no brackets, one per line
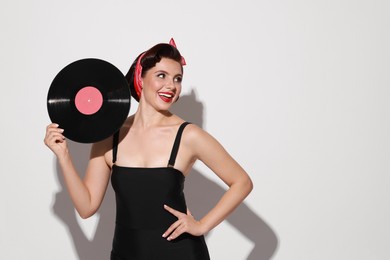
132,102,173,128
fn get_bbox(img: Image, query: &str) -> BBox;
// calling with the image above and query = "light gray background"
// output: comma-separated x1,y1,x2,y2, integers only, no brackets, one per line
1,0,389,259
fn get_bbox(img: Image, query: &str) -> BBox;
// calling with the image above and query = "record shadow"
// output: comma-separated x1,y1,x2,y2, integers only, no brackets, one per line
50,89,279,260
171,90,279,260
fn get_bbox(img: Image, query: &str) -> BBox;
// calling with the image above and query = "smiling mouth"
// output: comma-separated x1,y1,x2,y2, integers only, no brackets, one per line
158,92,174,102
159,93,173,98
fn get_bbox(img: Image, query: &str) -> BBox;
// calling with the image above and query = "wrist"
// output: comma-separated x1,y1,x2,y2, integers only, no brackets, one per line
198,220,212,235
57,149,71,164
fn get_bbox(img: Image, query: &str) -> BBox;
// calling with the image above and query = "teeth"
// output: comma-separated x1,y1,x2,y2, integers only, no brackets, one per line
159,93,173,98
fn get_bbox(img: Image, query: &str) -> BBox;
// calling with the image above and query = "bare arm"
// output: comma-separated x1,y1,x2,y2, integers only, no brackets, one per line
163,124,253,239
44,123,112,219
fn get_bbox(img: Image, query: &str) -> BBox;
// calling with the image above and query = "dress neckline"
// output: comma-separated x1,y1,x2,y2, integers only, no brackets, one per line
112,164,186,178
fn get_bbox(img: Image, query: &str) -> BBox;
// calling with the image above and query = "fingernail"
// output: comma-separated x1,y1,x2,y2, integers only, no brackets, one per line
162,233,166,237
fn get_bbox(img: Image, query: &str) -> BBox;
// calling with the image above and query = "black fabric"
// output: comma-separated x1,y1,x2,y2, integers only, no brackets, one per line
112,131,119,164
110,122,210,259
168,121,190,167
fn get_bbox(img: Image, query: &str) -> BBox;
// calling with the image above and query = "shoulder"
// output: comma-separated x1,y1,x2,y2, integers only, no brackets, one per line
90,125,124,167
182,123,221,153
90,135,113,158
182,122,205,140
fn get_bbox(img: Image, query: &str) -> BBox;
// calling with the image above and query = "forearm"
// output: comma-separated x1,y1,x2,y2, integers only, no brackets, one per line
199,177,253,234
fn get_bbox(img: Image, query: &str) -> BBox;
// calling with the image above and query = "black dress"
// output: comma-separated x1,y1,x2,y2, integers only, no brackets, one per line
110,122,210,260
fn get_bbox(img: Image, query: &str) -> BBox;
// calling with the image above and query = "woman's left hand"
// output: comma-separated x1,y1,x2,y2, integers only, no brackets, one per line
162,205,205,240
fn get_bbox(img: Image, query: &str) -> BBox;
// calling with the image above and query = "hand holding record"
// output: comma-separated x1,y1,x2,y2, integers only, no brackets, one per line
44,123,67,159
47,58,131,143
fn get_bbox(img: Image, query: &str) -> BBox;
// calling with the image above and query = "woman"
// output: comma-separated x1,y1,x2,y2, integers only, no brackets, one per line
44,40,253,259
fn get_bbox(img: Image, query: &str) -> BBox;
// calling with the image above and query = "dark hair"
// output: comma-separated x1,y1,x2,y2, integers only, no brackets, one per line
125,43,183,101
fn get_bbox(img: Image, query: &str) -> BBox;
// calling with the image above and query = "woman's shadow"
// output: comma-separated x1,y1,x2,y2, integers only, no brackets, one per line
51,89,279,260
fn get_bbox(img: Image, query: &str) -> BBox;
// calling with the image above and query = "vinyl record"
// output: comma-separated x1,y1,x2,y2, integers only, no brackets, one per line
47,58,131,143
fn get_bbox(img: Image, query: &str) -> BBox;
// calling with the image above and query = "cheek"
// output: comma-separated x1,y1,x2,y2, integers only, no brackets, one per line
175,88,182,100
143,79,159,91
176,83,182,94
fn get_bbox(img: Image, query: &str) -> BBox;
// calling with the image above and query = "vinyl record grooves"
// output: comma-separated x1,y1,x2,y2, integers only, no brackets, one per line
47,58,131,143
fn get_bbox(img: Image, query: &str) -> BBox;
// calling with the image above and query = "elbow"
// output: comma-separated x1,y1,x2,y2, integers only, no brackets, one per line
79,213,92,220
232,174,253,197
245,176,254,195
230,174,253,196
77,209,97,219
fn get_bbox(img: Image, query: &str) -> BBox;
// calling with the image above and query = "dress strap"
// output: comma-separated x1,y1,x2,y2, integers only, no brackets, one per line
112,130,120,164
167,122,191,167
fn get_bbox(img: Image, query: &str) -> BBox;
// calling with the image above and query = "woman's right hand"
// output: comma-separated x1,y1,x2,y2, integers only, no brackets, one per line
44,123,68,158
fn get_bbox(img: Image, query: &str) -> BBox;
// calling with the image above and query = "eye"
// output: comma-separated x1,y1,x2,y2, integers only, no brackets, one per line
157,73,165,79
174,76,183,83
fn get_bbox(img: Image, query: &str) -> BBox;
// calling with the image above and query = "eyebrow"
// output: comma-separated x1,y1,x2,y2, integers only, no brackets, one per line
154,70,183,77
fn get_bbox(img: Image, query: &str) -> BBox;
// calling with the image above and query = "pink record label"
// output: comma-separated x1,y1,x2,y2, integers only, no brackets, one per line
75,86,103,115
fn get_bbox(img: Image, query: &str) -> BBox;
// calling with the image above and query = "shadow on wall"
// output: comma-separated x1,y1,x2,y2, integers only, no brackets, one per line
51,89,279,260
52,143,115,260
172,90,279,260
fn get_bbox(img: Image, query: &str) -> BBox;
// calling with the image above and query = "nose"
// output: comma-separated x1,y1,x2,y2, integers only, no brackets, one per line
165,78,176,90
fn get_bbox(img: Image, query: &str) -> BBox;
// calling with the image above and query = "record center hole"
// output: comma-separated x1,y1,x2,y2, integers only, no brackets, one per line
75,86,103,115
